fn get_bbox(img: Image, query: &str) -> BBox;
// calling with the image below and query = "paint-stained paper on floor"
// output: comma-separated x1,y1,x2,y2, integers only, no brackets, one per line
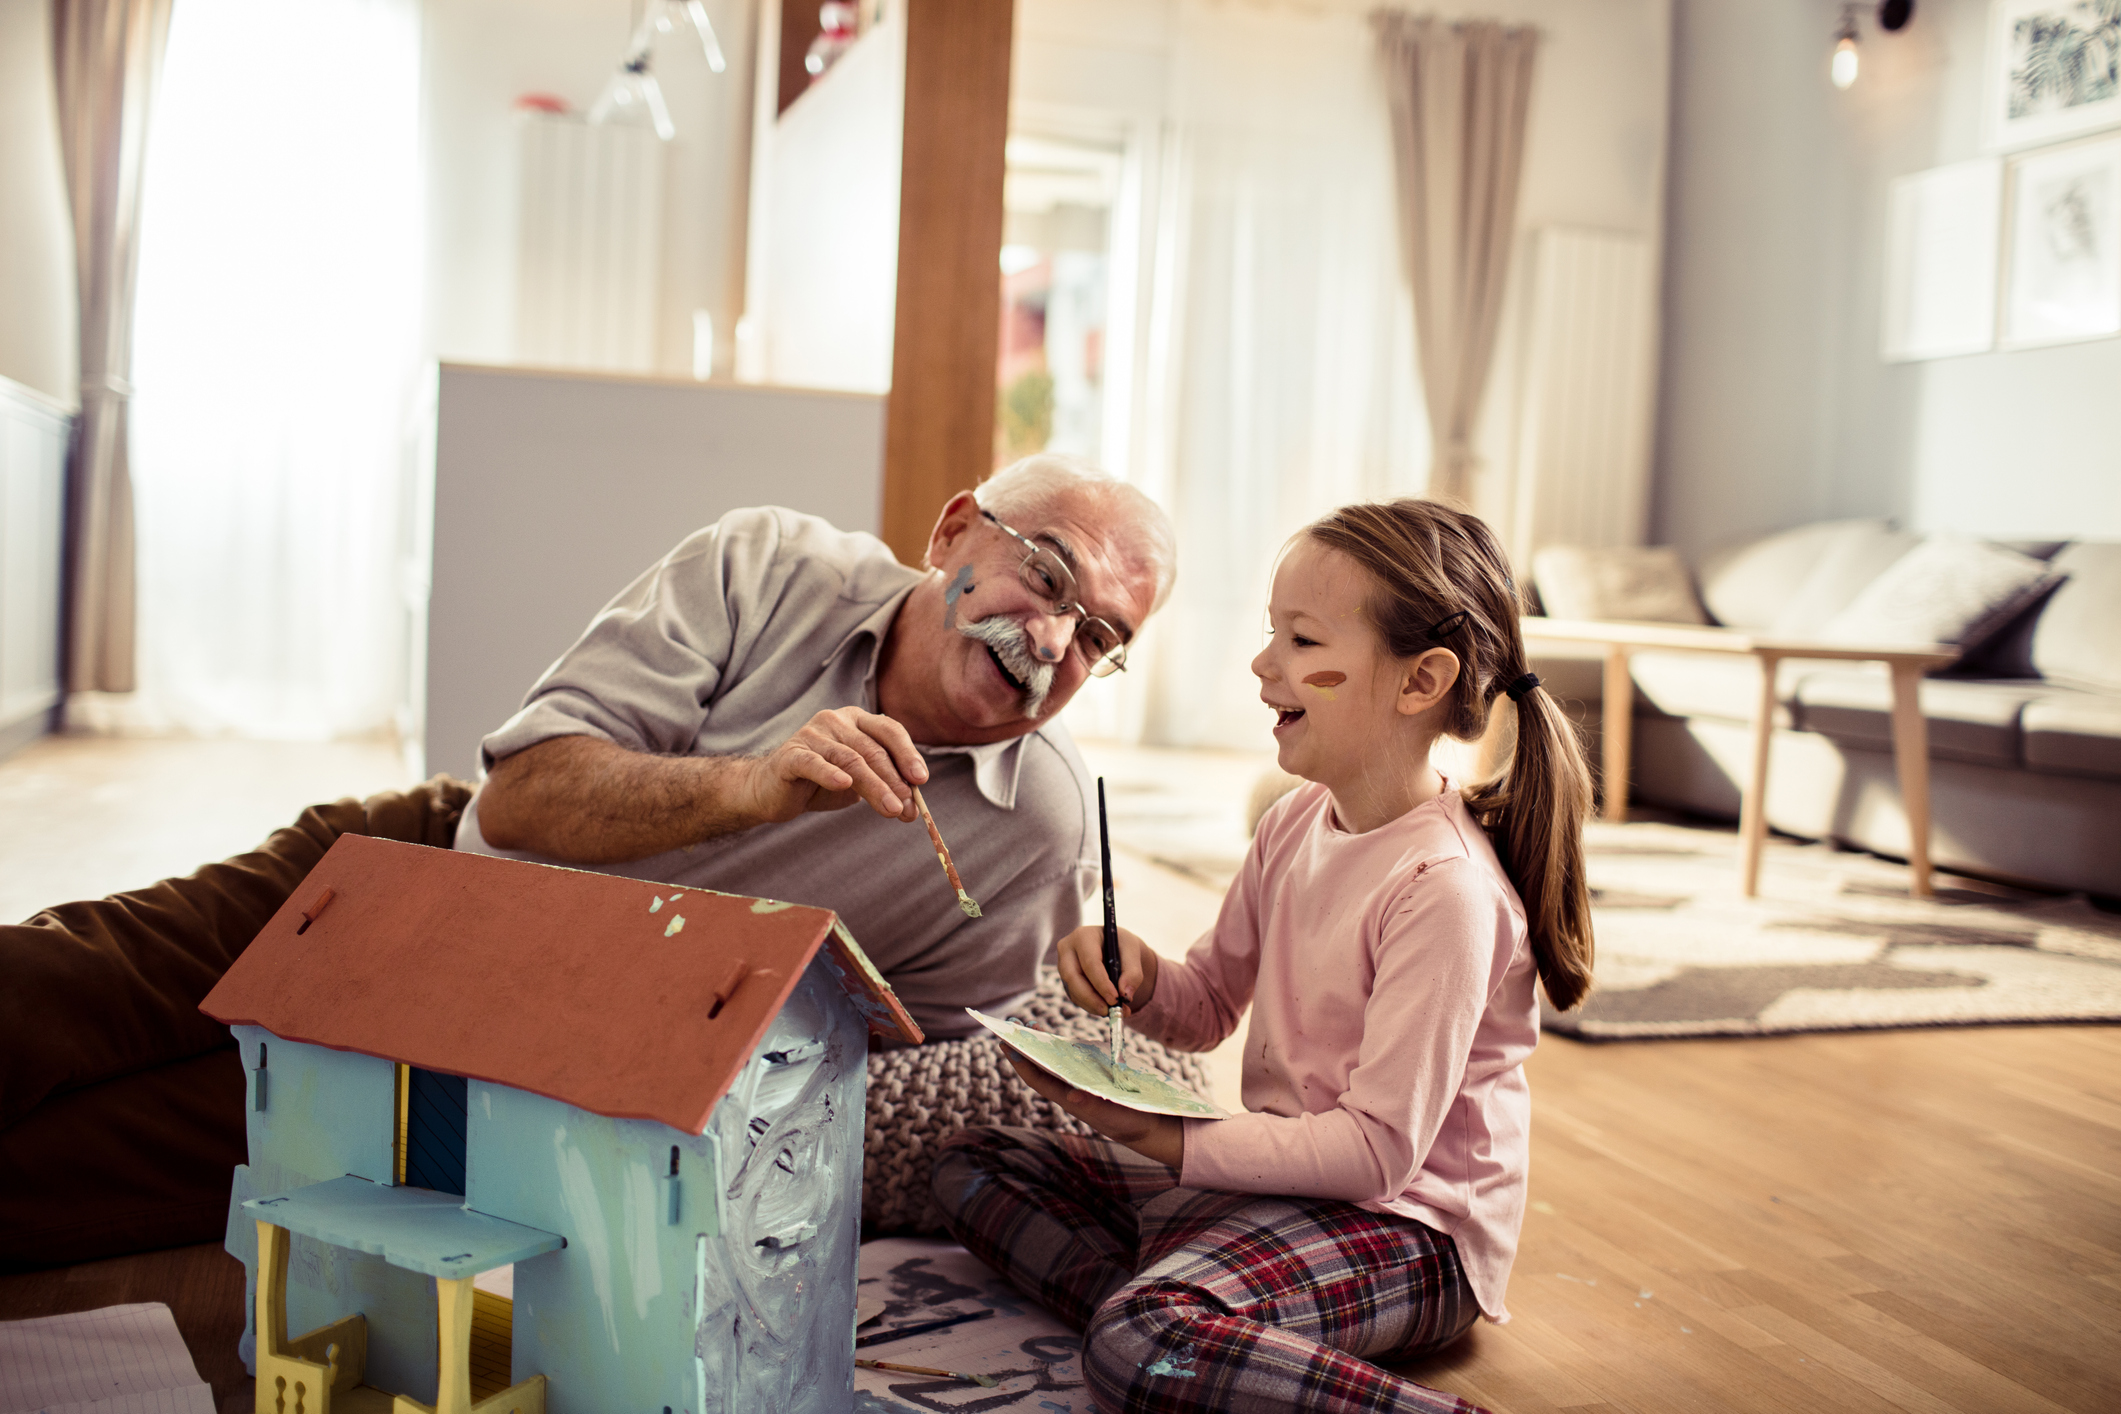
853,1237,1099,1412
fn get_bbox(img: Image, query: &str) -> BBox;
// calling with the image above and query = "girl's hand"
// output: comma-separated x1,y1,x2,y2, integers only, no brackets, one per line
1054,924,1159,1015
1005,1053,1185,1169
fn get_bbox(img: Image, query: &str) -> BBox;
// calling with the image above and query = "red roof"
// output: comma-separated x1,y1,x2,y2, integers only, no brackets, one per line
200,835,920,1133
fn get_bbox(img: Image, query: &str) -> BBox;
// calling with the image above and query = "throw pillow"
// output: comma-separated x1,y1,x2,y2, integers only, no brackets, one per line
1531,545,1706,624
1698,518,1891,629
1767,524,1922,637
1817,536,2066,658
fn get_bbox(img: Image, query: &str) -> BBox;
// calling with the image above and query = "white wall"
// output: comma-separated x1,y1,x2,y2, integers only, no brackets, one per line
1655,0,2121,561
0,0,79,408
421,0,756,376
419,365,884,779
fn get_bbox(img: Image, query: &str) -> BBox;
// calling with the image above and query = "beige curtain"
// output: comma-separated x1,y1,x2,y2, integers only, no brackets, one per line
52,0,172,694
1371,12,1536,506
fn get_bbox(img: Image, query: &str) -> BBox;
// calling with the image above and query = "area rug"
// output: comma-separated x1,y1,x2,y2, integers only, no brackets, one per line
853,1236,1090,1412
1549,818,2121,1040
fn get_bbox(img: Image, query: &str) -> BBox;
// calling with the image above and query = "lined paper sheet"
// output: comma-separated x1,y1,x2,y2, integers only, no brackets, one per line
0,1303,214,1414
36,1392,215,1414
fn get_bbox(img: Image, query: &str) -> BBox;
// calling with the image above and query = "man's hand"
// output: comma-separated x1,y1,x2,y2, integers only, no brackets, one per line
476,714,929,865
742,707,928,824
1006,1053,1184,1169
1054,924,1158,1016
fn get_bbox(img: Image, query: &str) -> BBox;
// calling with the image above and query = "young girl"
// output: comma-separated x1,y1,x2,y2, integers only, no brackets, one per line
931,498,1595,1414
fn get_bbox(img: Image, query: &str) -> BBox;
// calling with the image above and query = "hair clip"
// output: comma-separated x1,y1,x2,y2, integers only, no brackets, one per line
1426,610,1469,642
1504,672,1541,702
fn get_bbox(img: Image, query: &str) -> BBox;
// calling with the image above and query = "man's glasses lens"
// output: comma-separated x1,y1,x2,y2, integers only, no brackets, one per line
1001,521,1128,676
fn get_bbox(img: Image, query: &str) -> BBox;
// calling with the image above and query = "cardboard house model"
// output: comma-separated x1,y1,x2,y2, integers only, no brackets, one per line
198,834,921,1414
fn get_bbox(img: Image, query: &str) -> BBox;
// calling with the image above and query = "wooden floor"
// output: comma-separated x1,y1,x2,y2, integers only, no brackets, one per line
1405,1024,2121,1413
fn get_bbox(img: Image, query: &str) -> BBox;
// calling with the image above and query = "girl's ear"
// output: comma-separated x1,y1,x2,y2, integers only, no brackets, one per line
1396,648,1461,717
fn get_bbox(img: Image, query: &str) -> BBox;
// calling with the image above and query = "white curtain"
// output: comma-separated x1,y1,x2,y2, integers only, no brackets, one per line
111,0,423,739
1092,0,1428,751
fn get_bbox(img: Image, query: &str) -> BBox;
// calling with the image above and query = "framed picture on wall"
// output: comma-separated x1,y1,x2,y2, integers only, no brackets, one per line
2000,134,2121,347
1881,158,2002,361
1985,0,2121,151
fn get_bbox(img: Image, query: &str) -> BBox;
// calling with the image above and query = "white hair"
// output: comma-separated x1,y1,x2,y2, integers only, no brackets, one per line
974,454,1178,613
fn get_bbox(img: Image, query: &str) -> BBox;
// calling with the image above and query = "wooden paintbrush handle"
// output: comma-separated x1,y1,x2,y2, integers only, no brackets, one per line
912,787,967,893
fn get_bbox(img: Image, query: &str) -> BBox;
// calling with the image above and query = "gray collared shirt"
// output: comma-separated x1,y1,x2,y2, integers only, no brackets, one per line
456,506,1099,1040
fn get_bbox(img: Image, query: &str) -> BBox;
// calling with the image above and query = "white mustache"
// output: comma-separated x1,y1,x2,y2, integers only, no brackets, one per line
956,615,1057,715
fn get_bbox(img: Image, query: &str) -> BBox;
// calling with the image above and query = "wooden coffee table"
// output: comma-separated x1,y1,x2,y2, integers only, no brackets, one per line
1521,617,1957,898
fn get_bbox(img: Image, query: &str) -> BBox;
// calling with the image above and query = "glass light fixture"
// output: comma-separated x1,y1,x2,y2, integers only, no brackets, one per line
588,0,726,143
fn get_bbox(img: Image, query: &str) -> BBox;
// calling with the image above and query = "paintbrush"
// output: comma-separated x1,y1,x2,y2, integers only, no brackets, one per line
1097,777,1123,1067
911,786,981,918
853,1307,993,1347
857,1358,1000,1389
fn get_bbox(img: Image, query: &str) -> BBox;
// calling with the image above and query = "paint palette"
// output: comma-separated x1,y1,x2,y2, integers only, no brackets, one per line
966,1010,1228,1119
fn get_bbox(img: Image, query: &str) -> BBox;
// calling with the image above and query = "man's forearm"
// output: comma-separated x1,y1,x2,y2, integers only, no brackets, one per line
476,736,764,864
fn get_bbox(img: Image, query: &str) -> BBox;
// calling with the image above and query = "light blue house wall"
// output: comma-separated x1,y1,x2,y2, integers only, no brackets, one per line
223,1025,442,1404
464,957,867,1414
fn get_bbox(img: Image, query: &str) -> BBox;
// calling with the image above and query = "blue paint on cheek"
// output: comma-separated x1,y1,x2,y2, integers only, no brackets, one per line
944,564,977,628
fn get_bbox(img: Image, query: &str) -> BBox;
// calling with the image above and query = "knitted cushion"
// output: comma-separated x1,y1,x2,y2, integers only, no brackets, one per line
862,969,1216,1234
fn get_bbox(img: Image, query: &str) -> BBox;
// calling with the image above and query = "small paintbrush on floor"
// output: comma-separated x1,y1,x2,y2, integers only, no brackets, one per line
912,786,982,918
857,1358,1000,1389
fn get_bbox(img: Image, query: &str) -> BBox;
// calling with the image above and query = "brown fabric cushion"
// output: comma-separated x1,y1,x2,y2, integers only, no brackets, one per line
0,1049,246,1270
0,775,472,1267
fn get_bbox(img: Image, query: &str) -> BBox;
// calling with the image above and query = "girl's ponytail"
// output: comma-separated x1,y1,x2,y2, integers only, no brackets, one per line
1303,499,1595,1011
1469,676,1595,1011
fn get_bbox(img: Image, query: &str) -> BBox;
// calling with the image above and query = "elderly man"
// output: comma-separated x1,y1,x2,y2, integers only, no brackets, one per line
458,455,1175,1041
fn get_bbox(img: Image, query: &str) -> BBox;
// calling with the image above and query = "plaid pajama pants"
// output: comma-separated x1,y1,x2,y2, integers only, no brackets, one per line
931,1126,1487,1414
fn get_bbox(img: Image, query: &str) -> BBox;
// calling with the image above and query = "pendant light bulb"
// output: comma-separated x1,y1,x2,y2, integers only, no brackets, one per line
1832,34,1859,88
1831,9,1860,89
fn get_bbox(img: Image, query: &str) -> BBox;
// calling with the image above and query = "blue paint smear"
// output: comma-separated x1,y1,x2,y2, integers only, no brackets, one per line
1141,1355,1198,1379
943,564,977,628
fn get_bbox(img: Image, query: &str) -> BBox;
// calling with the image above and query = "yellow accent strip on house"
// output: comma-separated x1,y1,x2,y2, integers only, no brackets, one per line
468,1288,513,1400
395,1062,410,1186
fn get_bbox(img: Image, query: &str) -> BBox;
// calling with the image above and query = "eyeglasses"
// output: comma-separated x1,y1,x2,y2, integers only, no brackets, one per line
979,509,1130,676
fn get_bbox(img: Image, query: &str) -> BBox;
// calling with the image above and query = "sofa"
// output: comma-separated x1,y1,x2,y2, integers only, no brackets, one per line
1525,520,2121,899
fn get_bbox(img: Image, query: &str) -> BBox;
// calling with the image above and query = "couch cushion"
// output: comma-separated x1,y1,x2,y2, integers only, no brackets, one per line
1697,518,1896,630
1817,536,2065,658
1789,667,2042,767
2022,690,2121,781
0,1048,246,1267
2030,542,2121,693
1628,651,1809,726
1532,545,1707,623
1768,523,1922,637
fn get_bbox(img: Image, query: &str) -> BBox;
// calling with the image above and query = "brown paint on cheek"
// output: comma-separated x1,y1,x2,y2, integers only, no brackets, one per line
1301,670,1346,702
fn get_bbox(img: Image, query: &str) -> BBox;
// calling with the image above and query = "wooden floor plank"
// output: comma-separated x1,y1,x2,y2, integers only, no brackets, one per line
1470,1026,2121,1414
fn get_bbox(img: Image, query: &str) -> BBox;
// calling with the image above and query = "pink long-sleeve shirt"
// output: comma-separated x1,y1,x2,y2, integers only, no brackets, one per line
1131,779,1538,1321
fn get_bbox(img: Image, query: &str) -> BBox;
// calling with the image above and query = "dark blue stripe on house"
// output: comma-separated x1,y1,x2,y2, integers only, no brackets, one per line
405,1067,468,1196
